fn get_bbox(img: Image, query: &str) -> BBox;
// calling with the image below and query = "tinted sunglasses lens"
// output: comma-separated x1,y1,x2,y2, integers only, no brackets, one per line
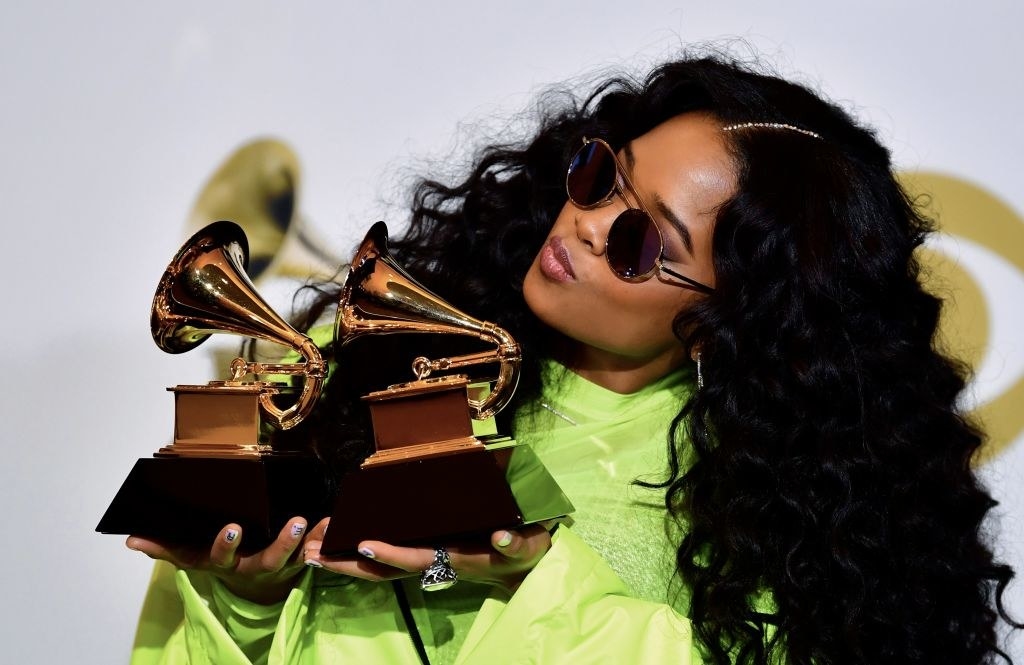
607,209,661,278
567,142,616,206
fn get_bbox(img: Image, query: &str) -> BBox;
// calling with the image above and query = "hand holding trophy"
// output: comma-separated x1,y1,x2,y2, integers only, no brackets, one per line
96,221,333,550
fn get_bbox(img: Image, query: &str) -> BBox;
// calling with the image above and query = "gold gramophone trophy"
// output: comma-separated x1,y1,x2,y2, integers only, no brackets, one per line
320,222,573,554
96,221,332,549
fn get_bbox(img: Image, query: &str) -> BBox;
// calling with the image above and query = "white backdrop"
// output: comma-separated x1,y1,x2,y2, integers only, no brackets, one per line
1,2,1021,662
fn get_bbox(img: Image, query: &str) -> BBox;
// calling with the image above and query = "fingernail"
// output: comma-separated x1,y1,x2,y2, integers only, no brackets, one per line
496,531,513,547
305,558,323,568
225,529,238,543
358,546,376,559
291,523,306,538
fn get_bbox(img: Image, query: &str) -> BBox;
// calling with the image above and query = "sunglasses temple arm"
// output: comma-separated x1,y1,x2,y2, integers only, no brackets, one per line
657,262,715,294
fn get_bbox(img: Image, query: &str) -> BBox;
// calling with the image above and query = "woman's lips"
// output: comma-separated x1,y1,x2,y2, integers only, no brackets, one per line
538,236,576,282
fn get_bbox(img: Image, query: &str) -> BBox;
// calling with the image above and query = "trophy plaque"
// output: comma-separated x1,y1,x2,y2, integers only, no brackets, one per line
320,222,573,554
96,221,332,550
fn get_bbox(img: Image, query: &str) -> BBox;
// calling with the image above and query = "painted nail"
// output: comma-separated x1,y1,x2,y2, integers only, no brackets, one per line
225,529,239,543
291,523,306,538
358,547,376,559
496,531,513,548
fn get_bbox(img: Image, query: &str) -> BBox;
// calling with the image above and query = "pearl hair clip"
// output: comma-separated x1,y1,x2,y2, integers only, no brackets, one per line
721,122,822,140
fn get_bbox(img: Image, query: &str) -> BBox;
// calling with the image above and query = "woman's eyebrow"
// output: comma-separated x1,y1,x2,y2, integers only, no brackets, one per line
652,193,695,256
623,142,695,256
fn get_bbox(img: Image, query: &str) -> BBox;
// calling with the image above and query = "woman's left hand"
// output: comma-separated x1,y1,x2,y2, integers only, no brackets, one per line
302,520,553,593
126,517,312,605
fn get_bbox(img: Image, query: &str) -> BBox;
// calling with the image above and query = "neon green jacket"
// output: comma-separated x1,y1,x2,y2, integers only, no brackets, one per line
131,362,704,664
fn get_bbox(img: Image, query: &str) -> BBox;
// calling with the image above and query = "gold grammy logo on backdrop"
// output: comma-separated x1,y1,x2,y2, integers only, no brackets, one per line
901,171,1024,464
185,138,343,283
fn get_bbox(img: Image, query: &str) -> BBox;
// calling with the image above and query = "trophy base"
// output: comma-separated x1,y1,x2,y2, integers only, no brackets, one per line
319,440,573,555
96,455,332,551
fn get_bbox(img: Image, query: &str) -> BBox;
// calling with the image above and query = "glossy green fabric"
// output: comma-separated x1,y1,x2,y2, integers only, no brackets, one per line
130,361,703,664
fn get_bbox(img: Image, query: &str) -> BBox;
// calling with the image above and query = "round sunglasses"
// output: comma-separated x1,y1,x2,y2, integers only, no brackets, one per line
565,138,715,294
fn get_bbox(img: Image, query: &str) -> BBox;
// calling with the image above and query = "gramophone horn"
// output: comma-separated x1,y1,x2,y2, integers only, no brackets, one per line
335,222,521,419
185,138,342,282
152,221,326,429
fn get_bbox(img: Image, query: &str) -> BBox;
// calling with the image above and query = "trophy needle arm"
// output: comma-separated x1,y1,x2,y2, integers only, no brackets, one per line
229,339,327,430
411,325,520,420
412,350,502,377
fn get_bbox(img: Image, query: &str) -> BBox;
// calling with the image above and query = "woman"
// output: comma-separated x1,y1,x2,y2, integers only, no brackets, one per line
128,55,1019,664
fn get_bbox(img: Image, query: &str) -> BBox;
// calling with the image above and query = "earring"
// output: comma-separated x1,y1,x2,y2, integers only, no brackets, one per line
696,352,704,390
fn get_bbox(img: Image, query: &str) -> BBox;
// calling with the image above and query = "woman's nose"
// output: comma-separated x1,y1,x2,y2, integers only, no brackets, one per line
574,203,621,256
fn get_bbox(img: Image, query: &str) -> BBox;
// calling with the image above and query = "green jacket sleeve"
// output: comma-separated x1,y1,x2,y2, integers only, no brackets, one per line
131,561,290,665
131,561,187,665
131,563,425,665
455,527,703,664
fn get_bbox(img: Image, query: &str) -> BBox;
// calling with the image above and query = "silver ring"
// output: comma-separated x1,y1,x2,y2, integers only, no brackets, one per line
420,546,458,591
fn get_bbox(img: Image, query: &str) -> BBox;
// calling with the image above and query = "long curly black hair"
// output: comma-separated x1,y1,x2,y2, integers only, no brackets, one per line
283,54,1019,663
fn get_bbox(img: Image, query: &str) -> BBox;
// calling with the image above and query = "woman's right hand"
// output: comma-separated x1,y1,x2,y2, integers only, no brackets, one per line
302,520,553,594
126,516,314,605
